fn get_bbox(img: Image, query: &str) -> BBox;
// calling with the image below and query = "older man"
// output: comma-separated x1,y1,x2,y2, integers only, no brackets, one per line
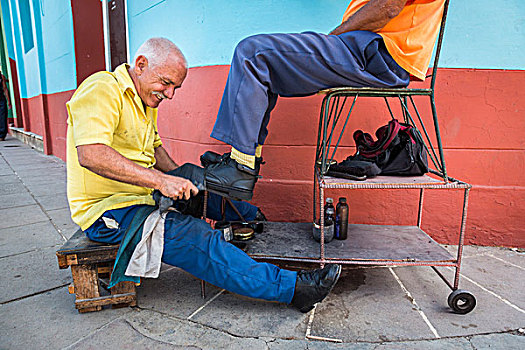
204,0,445,200
66,37,341,313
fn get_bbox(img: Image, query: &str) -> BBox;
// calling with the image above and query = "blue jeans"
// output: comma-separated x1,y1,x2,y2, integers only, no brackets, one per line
85,193,297,303
211,31,410,155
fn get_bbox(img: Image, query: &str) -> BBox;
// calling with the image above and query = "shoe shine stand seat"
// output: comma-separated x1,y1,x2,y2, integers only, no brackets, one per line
56,229,137,313
205,0,476,315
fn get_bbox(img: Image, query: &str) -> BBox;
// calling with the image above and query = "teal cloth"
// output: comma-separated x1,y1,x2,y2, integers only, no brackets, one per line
109,205,157,288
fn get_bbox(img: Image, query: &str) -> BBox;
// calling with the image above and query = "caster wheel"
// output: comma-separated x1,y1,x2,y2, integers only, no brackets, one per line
448,289,476,314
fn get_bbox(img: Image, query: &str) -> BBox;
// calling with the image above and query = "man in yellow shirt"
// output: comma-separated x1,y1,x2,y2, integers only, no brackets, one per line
204,0,445,200
66,37,341,313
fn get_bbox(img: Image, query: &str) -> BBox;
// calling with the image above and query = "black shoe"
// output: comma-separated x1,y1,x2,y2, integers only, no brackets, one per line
200,151,230,167
200,151,264,168
291,264,342,313
204,157,259,201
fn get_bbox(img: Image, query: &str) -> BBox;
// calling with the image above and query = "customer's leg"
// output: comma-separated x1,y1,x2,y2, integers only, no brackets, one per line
162,211,296,303
205,192,259,222
210,31,409,155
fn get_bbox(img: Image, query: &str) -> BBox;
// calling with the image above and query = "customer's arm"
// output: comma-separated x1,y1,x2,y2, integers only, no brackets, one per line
153,146,178,173
329,0,407,35
77,143,198,200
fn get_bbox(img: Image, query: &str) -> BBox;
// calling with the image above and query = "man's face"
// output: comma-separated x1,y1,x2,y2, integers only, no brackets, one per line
133,55,187,108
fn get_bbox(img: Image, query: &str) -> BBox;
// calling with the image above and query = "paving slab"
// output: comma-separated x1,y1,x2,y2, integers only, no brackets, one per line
0,166,13,175
0,204,49,229
15,166,66,177
459,254,525,309
137,266,222,318
46,207,78,236
485,247,525,268
0,180,28,195
9,162,66,172
34,192,70,211
0,220,64,257
0,288,131,349
469,332,525,350
0,191,35,209
393,266,525,337
18,174,68,186
0,245,71,303
0,174,20,184
375,337,473,349
65,317,183,350
267,339,375,349
124,308,269,349
3,155,60,165
191,289,306,339
25,181,67,197
311,267,436,342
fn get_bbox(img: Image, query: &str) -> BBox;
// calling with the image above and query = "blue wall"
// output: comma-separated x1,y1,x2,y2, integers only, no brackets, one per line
128,0,525,70
1,0,76,98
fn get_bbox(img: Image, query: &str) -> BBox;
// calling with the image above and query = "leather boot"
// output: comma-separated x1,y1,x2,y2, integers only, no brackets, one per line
204,156,261,201
200,151,264,168
291,264,342,313
200,151,230,167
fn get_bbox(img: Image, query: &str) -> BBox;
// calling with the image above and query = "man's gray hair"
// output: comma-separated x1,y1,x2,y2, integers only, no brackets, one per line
133,37,187,69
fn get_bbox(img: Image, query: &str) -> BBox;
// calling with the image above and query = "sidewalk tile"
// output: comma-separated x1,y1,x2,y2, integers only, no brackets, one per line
0,204,49,229
469,333,525,350
191,291,306,339
124,309,269,349
137,266,221,318
393,266,525,337
0,245,71,303
0,192,35,210
0,288,131,349
312,268,435,342
0,221,64,257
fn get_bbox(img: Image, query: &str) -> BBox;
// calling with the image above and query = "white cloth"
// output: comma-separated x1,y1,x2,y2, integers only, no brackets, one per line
125,209,166,278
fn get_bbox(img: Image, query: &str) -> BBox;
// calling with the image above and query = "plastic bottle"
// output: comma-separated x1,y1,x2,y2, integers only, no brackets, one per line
335,197,349,240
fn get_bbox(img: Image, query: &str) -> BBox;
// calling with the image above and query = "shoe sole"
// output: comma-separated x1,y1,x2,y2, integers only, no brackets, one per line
298,264,342,313
206,182,253,201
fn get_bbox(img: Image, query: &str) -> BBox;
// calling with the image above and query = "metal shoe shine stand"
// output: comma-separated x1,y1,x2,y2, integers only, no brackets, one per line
203,0,475,314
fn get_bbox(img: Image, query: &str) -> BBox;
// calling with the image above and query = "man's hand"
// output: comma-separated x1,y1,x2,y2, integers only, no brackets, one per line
158,174,199,200
77,143,199,200
329,0,407,35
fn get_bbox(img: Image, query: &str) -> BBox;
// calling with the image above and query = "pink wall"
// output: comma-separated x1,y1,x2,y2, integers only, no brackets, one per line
156,66,525,247
39,65,524,247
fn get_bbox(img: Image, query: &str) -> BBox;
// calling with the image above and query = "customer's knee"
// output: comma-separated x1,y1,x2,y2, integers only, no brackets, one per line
234,34,275,60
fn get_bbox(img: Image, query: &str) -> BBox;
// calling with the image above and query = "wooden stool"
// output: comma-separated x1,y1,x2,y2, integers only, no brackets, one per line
56,229,137,313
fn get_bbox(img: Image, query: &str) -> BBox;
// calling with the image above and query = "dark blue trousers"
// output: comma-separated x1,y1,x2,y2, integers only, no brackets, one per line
85,193,297,303
0,98,7,139
211,31,410,155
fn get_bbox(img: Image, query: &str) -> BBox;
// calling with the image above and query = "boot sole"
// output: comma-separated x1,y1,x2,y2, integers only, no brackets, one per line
206,182,254,201
298,264,342,313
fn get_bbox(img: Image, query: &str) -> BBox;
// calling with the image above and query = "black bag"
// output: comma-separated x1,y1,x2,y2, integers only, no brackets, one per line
353,119,428,176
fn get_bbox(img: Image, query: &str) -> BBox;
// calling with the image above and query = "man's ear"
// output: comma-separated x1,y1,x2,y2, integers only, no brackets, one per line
134,55,148,75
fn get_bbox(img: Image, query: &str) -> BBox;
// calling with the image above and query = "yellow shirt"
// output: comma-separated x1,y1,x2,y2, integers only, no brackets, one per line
66,64,162,230
343,0,445,80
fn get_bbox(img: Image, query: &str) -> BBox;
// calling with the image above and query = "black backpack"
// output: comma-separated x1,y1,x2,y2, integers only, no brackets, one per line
353,119,429,176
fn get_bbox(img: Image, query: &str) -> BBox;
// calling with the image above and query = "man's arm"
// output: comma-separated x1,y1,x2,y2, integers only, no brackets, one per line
77,143,198,200
329,0,407,35
153,146,178,173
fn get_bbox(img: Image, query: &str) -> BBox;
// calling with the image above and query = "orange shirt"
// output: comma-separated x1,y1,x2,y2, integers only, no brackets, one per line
342,0,445,80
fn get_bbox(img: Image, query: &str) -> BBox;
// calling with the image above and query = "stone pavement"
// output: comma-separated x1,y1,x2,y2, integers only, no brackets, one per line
1,135,524,349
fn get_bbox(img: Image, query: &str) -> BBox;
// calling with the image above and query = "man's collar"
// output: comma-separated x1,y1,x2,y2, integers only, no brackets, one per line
114,63,137,96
